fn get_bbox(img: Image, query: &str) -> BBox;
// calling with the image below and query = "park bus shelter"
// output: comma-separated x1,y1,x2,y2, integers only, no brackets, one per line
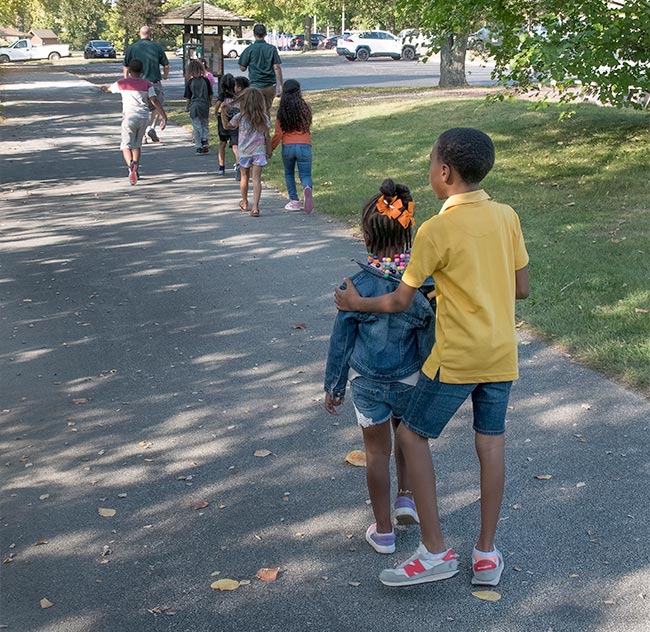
157,2,254,77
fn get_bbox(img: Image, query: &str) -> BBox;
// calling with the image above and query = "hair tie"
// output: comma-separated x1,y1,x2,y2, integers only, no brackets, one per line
376,196,415,229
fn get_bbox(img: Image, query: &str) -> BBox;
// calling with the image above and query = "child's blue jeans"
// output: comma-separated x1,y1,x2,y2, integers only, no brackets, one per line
191,115,209,147
281,143,312,201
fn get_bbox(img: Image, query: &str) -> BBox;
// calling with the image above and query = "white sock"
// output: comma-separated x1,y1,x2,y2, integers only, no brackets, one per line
473,546,496,557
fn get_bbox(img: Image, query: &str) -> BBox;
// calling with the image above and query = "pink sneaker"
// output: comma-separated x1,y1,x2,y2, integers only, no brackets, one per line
284,200,302,211
303,186,313,214
128,162,138,185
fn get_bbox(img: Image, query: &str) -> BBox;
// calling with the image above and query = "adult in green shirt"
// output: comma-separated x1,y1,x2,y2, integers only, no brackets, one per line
239,24,283,115
124,25,170,142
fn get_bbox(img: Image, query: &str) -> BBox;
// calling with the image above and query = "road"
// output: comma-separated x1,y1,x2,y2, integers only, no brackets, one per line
64,49,495,100
1,65,648,632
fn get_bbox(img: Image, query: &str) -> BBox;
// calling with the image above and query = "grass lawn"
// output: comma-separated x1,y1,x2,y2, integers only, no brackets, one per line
168,89,650,394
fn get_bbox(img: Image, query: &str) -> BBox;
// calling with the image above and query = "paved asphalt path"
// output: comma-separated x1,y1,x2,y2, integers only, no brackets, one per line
1,66,649,632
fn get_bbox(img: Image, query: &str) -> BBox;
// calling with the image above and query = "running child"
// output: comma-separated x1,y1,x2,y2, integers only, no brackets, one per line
184,59,213,154
221,86,271,217
335,128,529,587
324,179,434,554
101,58,167,185
214,73,237,175
271,79,314,214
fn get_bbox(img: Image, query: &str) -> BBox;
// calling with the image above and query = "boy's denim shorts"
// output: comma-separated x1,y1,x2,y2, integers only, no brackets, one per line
402,372,512,439
350,376,415,428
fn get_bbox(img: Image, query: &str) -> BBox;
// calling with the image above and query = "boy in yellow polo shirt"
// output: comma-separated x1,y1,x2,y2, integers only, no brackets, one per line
335,128,529,587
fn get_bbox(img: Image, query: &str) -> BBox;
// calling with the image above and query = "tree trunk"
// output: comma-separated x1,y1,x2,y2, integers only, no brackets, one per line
439,33,468,87
303,15,312,51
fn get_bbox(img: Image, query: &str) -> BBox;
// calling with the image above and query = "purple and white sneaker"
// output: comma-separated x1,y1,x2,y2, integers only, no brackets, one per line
365,523,396,554
394,496,419,525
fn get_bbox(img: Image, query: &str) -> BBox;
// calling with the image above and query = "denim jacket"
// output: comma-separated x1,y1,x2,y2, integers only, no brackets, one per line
324,262,435,399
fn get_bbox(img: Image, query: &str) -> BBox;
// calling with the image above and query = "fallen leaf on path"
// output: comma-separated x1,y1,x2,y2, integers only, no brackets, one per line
34,540,48,546
256,567,280,582
344,450,367,467
40,598,54,609
254,449,272,458
534,474,552,480
193,501,209,510
147,606,177,616
98,508,116,517
211,579,240,591
472,590,501,602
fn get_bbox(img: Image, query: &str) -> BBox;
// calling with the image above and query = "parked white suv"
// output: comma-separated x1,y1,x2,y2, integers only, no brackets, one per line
336,30,417,61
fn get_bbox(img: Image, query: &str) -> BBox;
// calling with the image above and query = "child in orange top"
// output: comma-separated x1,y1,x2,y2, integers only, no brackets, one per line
335,128,529,588
271,79,313,214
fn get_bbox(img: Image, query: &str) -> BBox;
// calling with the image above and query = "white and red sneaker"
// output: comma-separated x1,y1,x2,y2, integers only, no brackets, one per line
379,543,458,586
128,162,138,186
471,547,504,586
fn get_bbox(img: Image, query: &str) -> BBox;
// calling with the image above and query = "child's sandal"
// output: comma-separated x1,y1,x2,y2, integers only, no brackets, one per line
239,200,248,212
250,208,260,217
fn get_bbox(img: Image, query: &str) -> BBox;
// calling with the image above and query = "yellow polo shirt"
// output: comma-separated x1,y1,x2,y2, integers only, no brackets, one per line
402,190,529,383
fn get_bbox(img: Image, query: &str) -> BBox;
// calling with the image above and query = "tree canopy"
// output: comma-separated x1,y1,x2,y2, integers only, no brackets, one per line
400,0,650,108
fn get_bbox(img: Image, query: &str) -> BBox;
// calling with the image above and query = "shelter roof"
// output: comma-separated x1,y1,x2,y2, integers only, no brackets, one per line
158,3,254,27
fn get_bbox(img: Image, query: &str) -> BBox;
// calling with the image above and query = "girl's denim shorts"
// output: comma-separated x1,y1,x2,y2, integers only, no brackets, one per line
350,376,415,428
402,371,512,439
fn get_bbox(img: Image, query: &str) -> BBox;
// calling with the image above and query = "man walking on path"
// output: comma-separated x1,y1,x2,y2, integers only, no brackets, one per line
239,24,283,115
123,25,169,142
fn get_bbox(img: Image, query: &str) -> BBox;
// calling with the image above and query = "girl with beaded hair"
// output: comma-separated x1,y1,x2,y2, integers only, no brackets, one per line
324,178,435,555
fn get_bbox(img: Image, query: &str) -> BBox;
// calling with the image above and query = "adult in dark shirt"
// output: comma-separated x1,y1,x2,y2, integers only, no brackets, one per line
124,25,169,142
239,24,283,116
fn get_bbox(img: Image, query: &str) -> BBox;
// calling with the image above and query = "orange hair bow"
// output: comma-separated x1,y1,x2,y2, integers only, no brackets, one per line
376,196,415,229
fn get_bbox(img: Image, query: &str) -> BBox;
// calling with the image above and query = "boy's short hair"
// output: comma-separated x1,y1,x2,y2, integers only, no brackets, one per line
435,128,495,184
253,24,267,38
128,59,143,75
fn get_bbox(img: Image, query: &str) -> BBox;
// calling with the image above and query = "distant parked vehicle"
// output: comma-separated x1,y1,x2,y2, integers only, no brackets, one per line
0,38,70,63
323,35,342,49
83,40,116,59
290,33,327,50
223,38,253,58
336,30,417,61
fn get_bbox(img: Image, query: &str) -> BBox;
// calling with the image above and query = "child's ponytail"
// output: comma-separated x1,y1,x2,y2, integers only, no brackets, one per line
362,179,415,256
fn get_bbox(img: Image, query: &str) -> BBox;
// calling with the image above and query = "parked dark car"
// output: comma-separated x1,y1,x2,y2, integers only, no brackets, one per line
323,35,341,49
84,40,116,59
290,33,326,50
